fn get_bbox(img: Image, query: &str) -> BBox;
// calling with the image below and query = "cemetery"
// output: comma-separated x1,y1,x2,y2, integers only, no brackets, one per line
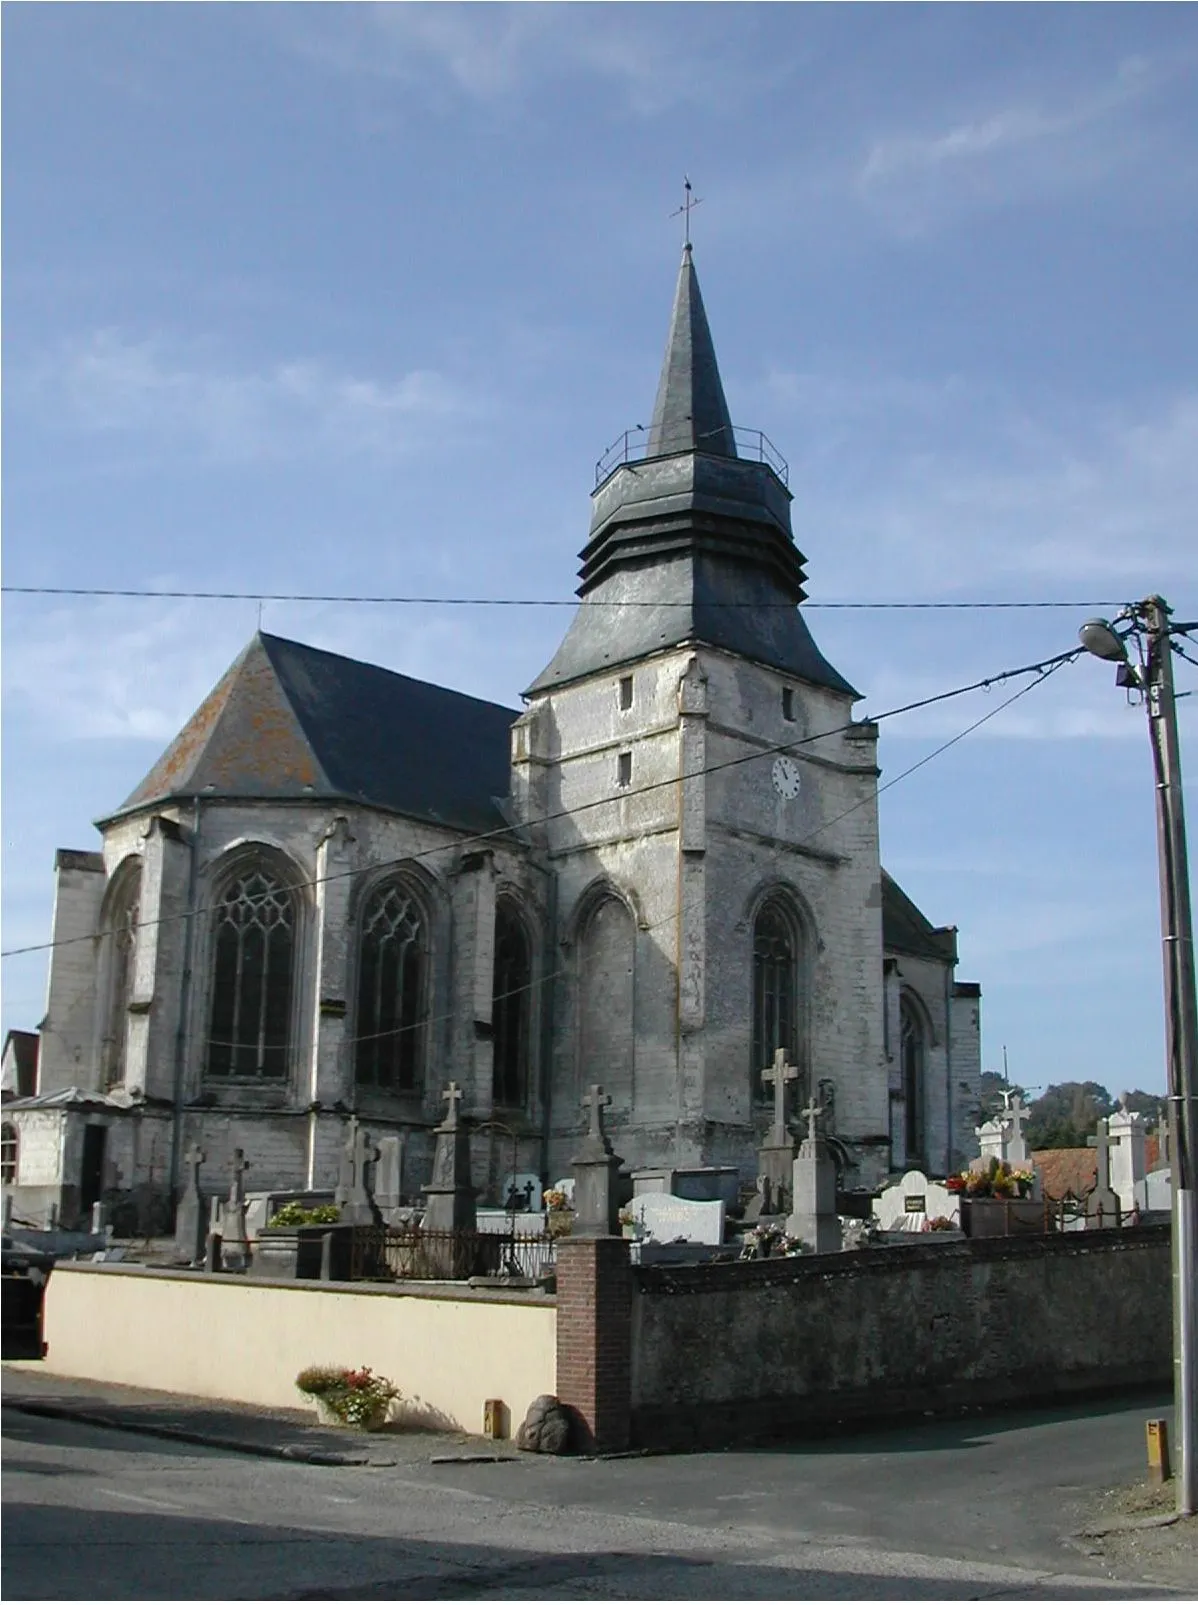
8,1064,1176,1452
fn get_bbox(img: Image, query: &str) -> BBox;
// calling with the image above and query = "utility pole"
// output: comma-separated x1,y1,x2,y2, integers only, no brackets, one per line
1143,596,1198,1517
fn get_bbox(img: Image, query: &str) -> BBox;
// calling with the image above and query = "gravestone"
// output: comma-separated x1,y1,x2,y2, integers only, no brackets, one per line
173,1143,207,1264
1107,1097,1147,1214
787,1095,841,1254
1003,1093,1033,1168
747,1050,799,1221
375,1134,404,1213
221,1149,250,1270
631,1192,725,1245
501,1172,541,1213
422,1082,477,1233
571,1084,622,1237
335,1117,382,1226
873,1168,961,1231
1085,1119,1122,1227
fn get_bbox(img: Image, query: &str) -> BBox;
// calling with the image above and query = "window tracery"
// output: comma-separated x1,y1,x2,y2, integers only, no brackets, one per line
900,995,925,1162
752,896,800,1098
354,880,427,1093
492,902,531,1108
207,865,296,1079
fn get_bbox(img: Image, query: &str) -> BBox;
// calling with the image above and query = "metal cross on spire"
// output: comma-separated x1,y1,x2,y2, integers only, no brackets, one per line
670,175,703,247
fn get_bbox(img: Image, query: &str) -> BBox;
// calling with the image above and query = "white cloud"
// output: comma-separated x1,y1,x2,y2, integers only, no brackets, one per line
18,330,473,464
286,3,789,118
854,54,1190,225
757,367,1198,602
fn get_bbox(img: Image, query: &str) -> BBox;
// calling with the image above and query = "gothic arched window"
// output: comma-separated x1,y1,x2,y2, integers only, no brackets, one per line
492,902,531,1109
355,880,427,1093
900,995,925,1163
1,1123,17,1185
206,863,296,1079
101,863,141,1089
752,896,800,1099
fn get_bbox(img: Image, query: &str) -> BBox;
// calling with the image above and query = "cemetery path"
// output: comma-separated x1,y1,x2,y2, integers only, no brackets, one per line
3,1390,1191,1600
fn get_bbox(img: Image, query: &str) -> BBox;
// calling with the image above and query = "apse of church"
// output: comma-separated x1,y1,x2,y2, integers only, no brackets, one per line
5,245,982,1226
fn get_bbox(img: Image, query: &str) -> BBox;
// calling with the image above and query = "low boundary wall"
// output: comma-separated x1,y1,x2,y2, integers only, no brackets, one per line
630,1225,1172,1448
39,1263,556,1437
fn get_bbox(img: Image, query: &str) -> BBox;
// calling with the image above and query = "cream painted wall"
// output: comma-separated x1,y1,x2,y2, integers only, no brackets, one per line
42,1264,556,1437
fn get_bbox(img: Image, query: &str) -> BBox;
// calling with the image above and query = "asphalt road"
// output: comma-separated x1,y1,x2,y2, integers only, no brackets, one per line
1,1392,1184,1600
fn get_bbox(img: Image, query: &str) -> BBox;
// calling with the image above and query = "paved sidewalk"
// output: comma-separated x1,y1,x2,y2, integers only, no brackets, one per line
1,1364,518,1468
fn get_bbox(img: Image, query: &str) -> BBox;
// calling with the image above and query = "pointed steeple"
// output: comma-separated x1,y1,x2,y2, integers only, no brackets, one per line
646,244,737,460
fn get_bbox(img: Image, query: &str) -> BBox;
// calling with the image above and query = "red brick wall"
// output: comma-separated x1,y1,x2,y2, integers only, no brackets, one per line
554,1235,631,1452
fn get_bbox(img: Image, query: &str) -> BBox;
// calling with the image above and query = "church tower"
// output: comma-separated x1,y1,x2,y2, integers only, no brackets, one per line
515,246,891,1187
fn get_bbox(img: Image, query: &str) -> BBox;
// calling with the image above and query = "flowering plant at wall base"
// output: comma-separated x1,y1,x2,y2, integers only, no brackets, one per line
944,1160,1034,1199
269,1203,342,1227
295,1366,400,1429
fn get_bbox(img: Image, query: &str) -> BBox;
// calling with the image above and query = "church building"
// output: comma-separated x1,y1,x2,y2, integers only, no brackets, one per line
2,247,982,1230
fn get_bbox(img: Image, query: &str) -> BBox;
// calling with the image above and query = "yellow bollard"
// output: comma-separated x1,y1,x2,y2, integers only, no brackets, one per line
1146,1418,1172,1484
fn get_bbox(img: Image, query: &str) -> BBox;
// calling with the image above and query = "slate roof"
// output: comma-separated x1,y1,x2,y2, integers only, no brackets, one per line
647,244,737,460
110,634,519,834
528,247,857,700
881,871,958,963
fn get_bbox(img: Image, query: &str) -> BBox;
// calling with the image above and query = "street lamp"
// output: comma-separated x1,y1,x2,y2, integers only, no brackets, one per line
1080,597,1198,1517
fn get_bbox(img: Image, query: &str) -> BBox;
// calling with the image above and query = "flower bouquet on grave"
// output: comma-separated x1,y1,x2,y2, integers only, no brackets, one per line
543,1188,573,1239
922,1216,958,1233
1010,1168,1035,1199
739,1224,810,1260
616,1206,644,1241
295,1365,400,1431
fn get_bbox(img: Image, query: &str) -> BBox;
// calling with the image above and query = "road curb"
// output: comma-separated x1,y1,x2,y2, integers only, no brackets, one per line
2,1397,366,1466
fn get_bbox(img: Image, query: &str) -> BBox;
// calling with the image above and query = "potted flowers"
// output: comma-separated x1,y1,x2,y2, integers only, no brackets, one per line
295,1365,400,1431
543,1187,573,1239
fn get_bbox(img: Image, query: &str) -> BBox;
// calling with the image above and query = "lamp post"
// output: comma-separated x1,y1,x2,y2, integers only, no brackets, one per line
1080,597,1198,1516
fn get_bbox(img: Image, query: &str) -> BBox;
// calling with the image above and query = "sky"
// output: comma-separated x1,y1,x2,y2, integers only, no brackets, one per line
3,3,1197,1099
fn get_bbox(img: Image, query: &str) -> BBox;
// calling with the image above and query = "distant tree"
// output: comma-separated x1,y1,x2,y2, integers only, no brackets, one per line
1026,1082,1114,1150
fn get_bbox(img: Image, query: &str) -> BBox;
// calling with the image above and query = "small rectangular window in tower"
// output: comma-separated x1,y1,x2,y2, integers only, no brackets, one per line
619,674,634,711
617,751,633,789
782,686,795,722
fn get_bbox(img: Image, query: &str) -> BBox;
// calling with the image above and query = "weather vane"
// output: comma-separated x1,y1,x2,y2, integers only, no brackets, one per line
670,175,703,247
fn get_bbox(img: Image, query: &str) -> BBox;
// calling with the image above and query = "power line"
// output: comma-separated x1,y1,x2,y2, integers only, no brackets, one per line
0,644,1082,962
0,584,1127,611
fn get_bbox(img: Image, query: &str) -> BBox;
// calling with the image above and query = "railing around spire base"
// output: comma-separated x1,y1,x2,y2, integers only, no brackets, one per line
595,425,789,487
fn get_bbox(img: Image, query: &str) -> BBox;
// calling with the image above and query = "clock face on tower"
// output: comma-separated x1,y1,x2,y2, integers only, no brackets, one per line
771,755,801,799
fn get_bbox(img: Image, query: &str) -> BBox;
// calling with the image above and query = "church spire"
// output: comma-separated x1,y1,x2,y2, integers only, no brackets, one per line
646,244,737,460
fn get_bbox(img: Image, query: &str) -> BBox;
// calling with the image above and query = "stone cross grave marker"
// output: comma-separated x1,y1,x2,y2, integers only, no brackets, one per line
800,1093,824,1147
173,1142,207,1264
337,1117,381,1225
583,1082,612,1142
441,1080,464,1128
1086,1117,1121,1226
762,1049,798,1144
222,1148,250,1267
1004,1093,1031,1166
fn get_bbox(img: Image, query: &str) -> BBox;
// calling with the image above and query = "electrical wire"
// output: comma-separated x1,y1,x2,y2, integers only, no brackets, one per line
0,644,1082,963
0,584,1128,611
